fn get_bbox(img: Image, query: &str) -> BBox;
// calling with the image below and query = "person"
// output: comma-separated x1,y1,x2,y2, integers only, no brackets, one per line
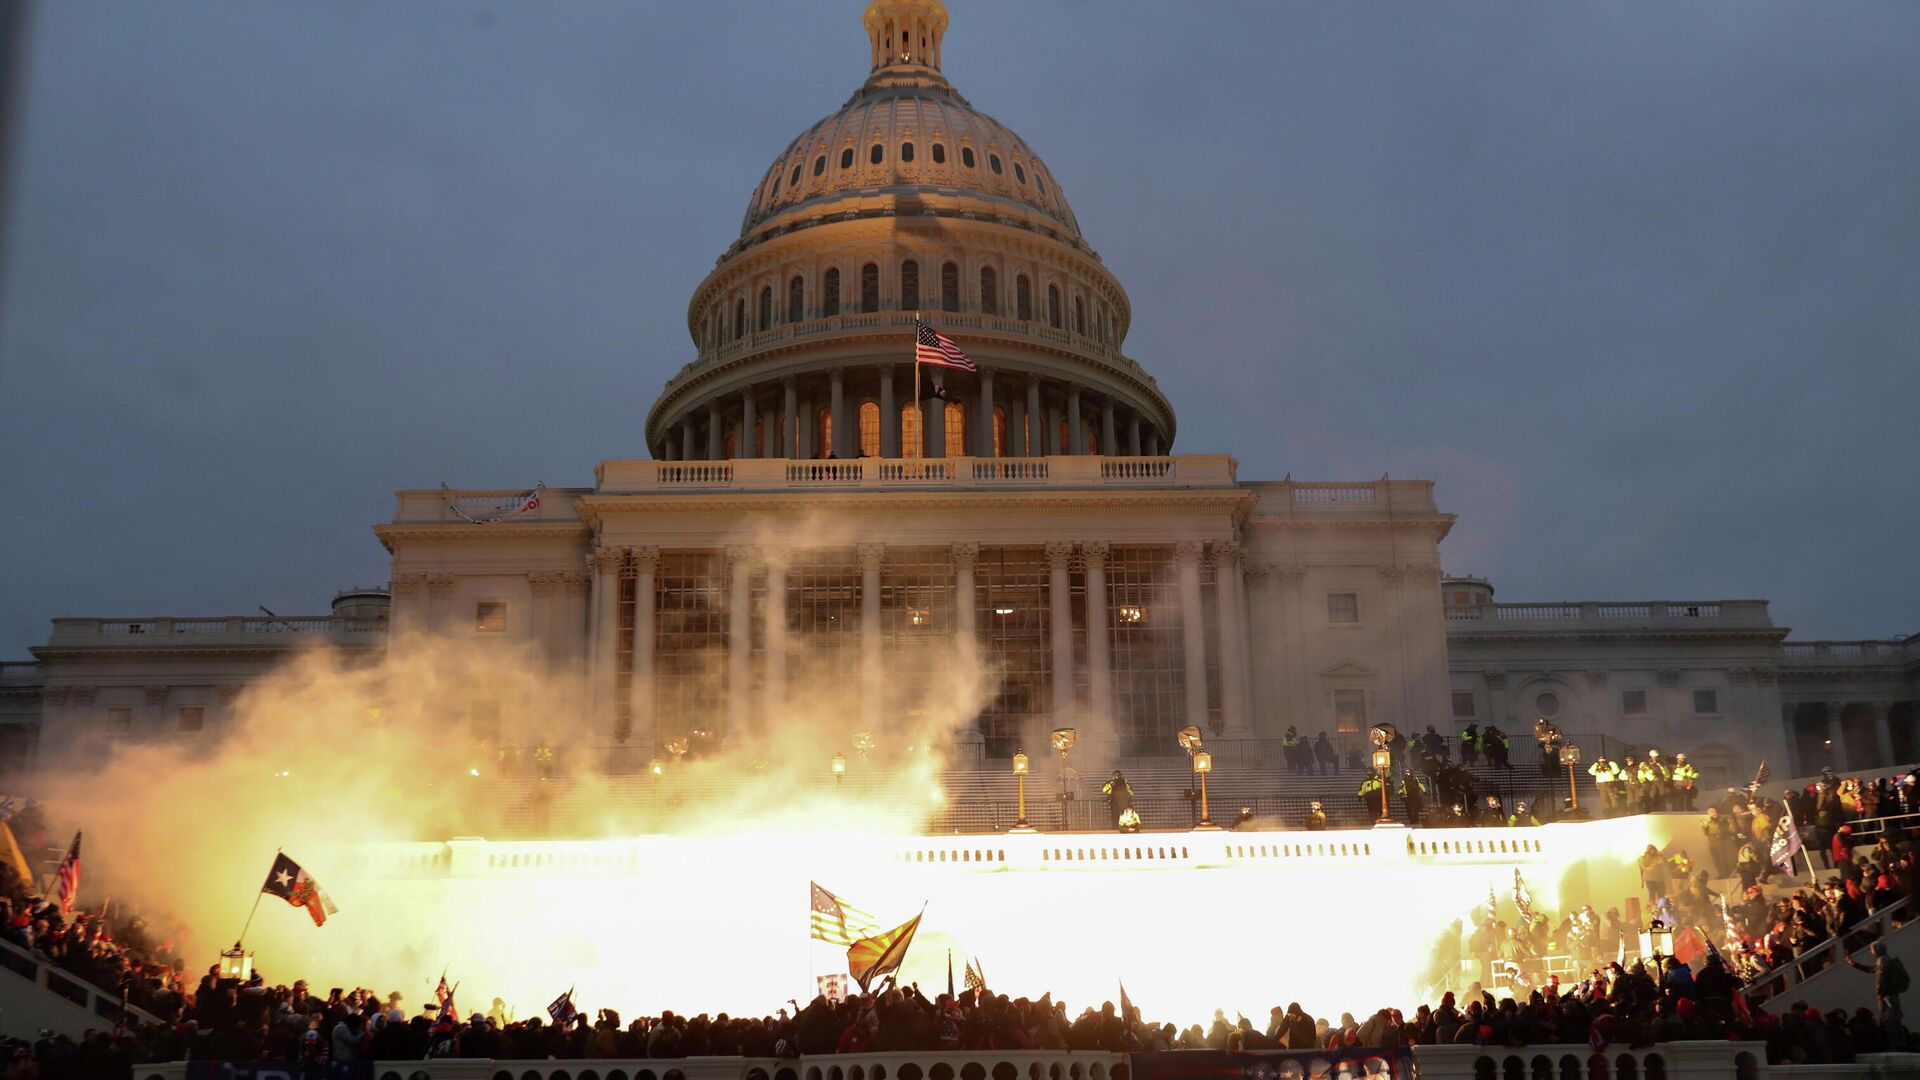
1312,732,1339,775
1303,800,1328,831
1589,756,1624,816
1398,769,1429,825
1102,770,1134,830
1621,756,1643,814
1533,719,1561,778
1422,725,1447,766
1639,844,1667,904
1643,750,1671,811
1459,723,1481,766
1358,771,1385,821
1282,726,1311,775
1508,801,1538,827
1846,941,1909,1046
1483,725,1511,770
1670,753,1700,810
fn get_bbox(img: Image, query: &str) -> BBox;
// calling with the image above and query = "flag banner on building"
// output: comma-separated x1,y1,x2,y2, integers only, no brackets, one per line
1769,812,1804,874
810,880,880,946
441,482,543,525
52,831,81,914
547,987,577,1025
846,909,924,992
261,852,339,926
1129,1047,1416,1080
914,319,977,371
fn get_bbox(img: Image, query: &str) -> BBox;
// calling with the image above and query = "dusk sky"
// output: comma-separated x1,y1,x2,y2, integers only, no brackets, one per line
1,1,1916,657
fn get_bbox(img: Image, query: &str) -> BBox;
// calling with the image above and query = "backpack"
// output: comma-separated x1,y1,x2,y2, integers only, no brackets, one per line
1882,958,1910,996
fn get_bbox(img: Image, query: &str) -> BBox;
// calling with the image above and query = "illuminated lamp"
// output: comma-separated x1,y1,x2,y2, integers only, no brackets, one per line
1639,921,1674,961
1192,749,1218,829
831,752,847,785
1371,747,1393,823
1011,750,1034,832
994,605,1016,616
1559,743,1582,812
1117,605,1145,623
647,758,665,778
907,608,931,626
220,943,252,983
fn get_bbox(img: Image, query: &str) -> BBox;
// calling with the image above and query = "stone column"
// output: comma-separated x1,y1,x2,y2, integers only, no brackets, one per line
1047,542,1076,726
1008,387,1027,457
859,543,885,731
1083,542,1113,726
727,547,756,740
953,542,979,662
798,390,816,459
740,388,757,459
706,401,723,460
764,557,787,721
1825,701,1847,770
1866,701,1893,769
925,393,946,458
629,548,659,752
1146,428,1162,456
880,365,899,458
681,418,696,461
1100,399,1116,456
782,377,799,458
1067,387,1085,455
977,368,995,457
1128,414,1143,456
1026,379,1043,454
1215,540,1253,739
1174,541,1209,733
590,549,623,721
830,368,848,458
1243,563,1275,735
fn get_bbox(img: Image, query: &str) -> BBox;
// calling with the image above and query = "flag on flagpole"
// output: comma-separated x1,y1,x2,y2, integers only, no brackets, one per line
1512,868,1534,923
811,881,881,946
261,852,339,926
1769,811,1804,875
915,319,977,372
0,818,32,888
548,987,577,1025
1747,761,1770,797
52,831,81,914
963,957,985,994
846,908,924,993
1119,980,1138,1024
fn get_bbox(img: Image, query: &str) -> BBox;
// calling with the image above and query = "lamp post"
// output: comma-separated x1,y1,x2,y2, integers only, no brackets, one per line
220,943,252,983
831,752,846,787
1193,750,1217,828
647,757,664,824
1011,750,1034,832
1372,748,1393,823
1560,743,1582,812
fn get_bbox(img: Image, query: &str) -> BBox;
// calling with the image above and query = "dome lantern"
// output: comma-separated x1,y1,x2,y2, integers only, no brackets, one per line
864,0,948,73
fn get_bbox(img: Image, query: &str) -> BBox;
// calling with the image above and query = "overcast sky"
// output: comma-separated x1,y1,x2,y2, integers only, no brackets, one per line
1,1,1916,656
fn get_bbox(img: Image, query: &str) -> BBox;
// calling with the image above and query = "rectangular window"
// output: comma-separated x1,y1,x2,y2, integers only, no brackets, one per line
177,706,204,733
1692,689,1719,715
1334,689,1367,733
1451,692,1476,718
105,706,132,733
475,600,507,633
1327,592,1360,624
1622,689,1648,716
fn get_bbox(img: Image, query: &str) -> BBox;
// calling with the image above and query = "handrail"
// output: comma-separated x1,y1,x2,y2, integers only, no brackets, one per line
1743,893,1915,1004
0,934,165,1030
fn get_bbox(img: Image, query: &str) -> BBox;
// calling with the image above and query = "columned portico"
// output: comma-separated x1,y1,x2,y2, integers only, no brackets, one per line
763,558,787,722
1083,542,1112,724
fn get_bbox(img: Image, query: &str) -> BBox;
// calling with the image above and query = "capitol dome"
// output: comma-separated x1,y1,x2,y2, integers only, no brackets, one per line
647,0,1175,463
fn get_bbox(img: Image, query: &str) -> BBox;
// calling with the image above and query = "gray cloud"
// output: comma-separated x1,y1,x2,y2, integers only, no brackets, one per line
1,0,1915,653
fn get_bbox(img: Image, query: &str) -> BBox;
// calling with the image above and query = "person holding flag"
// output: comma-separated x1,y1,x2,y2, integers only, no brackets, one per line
548,987,578,1026
846,907,925,993
260,852,339,927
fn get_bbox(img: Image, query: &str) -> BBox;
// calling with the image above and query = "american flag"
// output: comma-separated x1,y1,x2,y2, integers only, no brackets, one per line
964,957,985,993
810,881,880,946
915,319,977,372
53,831,81,914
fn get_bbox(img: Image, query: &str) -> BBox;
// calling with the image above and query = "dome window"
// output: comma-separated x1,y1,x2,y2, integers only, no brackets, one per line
940,262,960,312
1047,285,1062,329
822,268,841,317
813,155,826,177
1016,275,1032,321
860,263,880,314
734,299,746,340
787,276,805,323
900,142,915,163
1036,173,1046,195
1074,297,1086,336
932,143,946,164
989,153,1003,175
758,286,773,332
789,163,802,187
980,267,998,316
1013,162,1027,184
841,147,854,170
961,147,976,168
900,260,920,312
858,401,881,458
870,143,884,165
769,176,781,199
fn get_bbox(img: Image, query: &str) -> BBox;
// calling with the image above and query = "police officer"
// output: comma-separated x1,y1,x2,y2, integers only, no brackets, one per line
1589,755,1625,816
1398,769,1430,825
1358,771,1386,820
1508,801,1539,827
1639,751,1670,813
1483,725,1512,770
1459,723,1481,766
1671,753,1700,811
533,741,555,780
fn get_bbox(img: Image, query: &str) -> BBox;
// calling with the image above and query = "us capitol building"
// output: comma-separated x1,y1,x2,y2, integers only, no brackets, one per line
4,0,1914,801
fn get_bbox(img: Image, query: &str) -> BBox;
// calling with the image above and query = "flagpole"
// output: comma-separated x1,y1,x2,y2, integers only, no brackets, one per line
1784,801,1817,880
913,311,922,459
239,846,282,949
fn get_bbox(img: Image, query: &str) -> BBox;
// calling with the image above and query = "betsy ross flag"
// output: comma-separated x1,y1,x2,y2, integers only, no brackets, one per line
915,319,976,372
262,853,339,926
548,987,578,1025
846,908,924,992
811,881,880,946
52,832,81,914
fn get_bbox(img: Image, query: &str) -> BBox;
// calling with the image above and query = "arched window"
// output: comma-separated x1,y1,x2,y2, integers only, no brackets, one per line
1074,296,1086,335
789,163,802,187
733,298,746,340
858,401,880,458
1059,419,1071,455
823,268,841,317
813,155,826,177
860,263,880,313
900,401,923,459
1016,275,1032,321
900,260,920,312
840,147,854,169
817,409,833,459
932,143,946,164
993,405,1007,458
940,261,960,312
979,267,998,315
758,286,773,331
945,400,967,457
787,276,804,323
1087,423,1100,455
1013,162,1026,184
988,153,1003,175
1047,284,1062,328
961,146,976,168
870,143,884,165
900,142,915,163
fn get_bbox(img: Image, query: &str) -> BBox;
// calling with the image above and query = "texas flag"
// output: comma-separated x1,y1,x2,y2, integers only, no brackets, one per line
261,853,339,926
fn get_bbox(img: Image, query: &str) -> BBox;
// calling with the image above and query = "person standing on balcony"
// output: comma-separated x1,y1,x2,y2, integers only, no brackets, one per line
1102,770,1134,829
1312,732,1339,775
1459,723,1481,766
1671,754,1700,811
1589,755,1624,816
1846,941,1909,1045
1482,725,1512,770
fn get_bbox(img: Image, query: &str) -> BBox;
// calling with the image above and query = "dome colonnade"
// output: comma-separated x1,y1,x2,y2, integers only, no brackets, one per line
644,0,1174,464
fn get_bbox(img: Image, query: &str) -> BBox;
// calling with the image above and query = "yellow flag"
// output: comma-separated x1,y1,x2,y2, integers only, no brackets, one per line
846,909,924,993
0,819,33,886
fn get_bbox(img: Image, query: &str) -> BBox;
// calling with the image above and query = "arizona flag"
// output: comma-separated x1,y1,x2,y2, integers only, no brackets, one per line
846,908,924,993
261,853,338,926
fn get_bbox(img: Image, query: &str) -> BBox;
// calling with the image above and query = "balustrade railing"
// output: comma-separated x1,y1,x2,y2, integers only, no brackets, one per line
1743,894,1914,1004
591,456,1237,493
50,615,387,643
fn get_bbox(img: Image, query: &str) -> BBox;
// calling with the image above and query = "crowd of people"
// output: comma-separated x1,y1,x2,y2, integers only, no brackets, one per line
6,765,1920,1076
